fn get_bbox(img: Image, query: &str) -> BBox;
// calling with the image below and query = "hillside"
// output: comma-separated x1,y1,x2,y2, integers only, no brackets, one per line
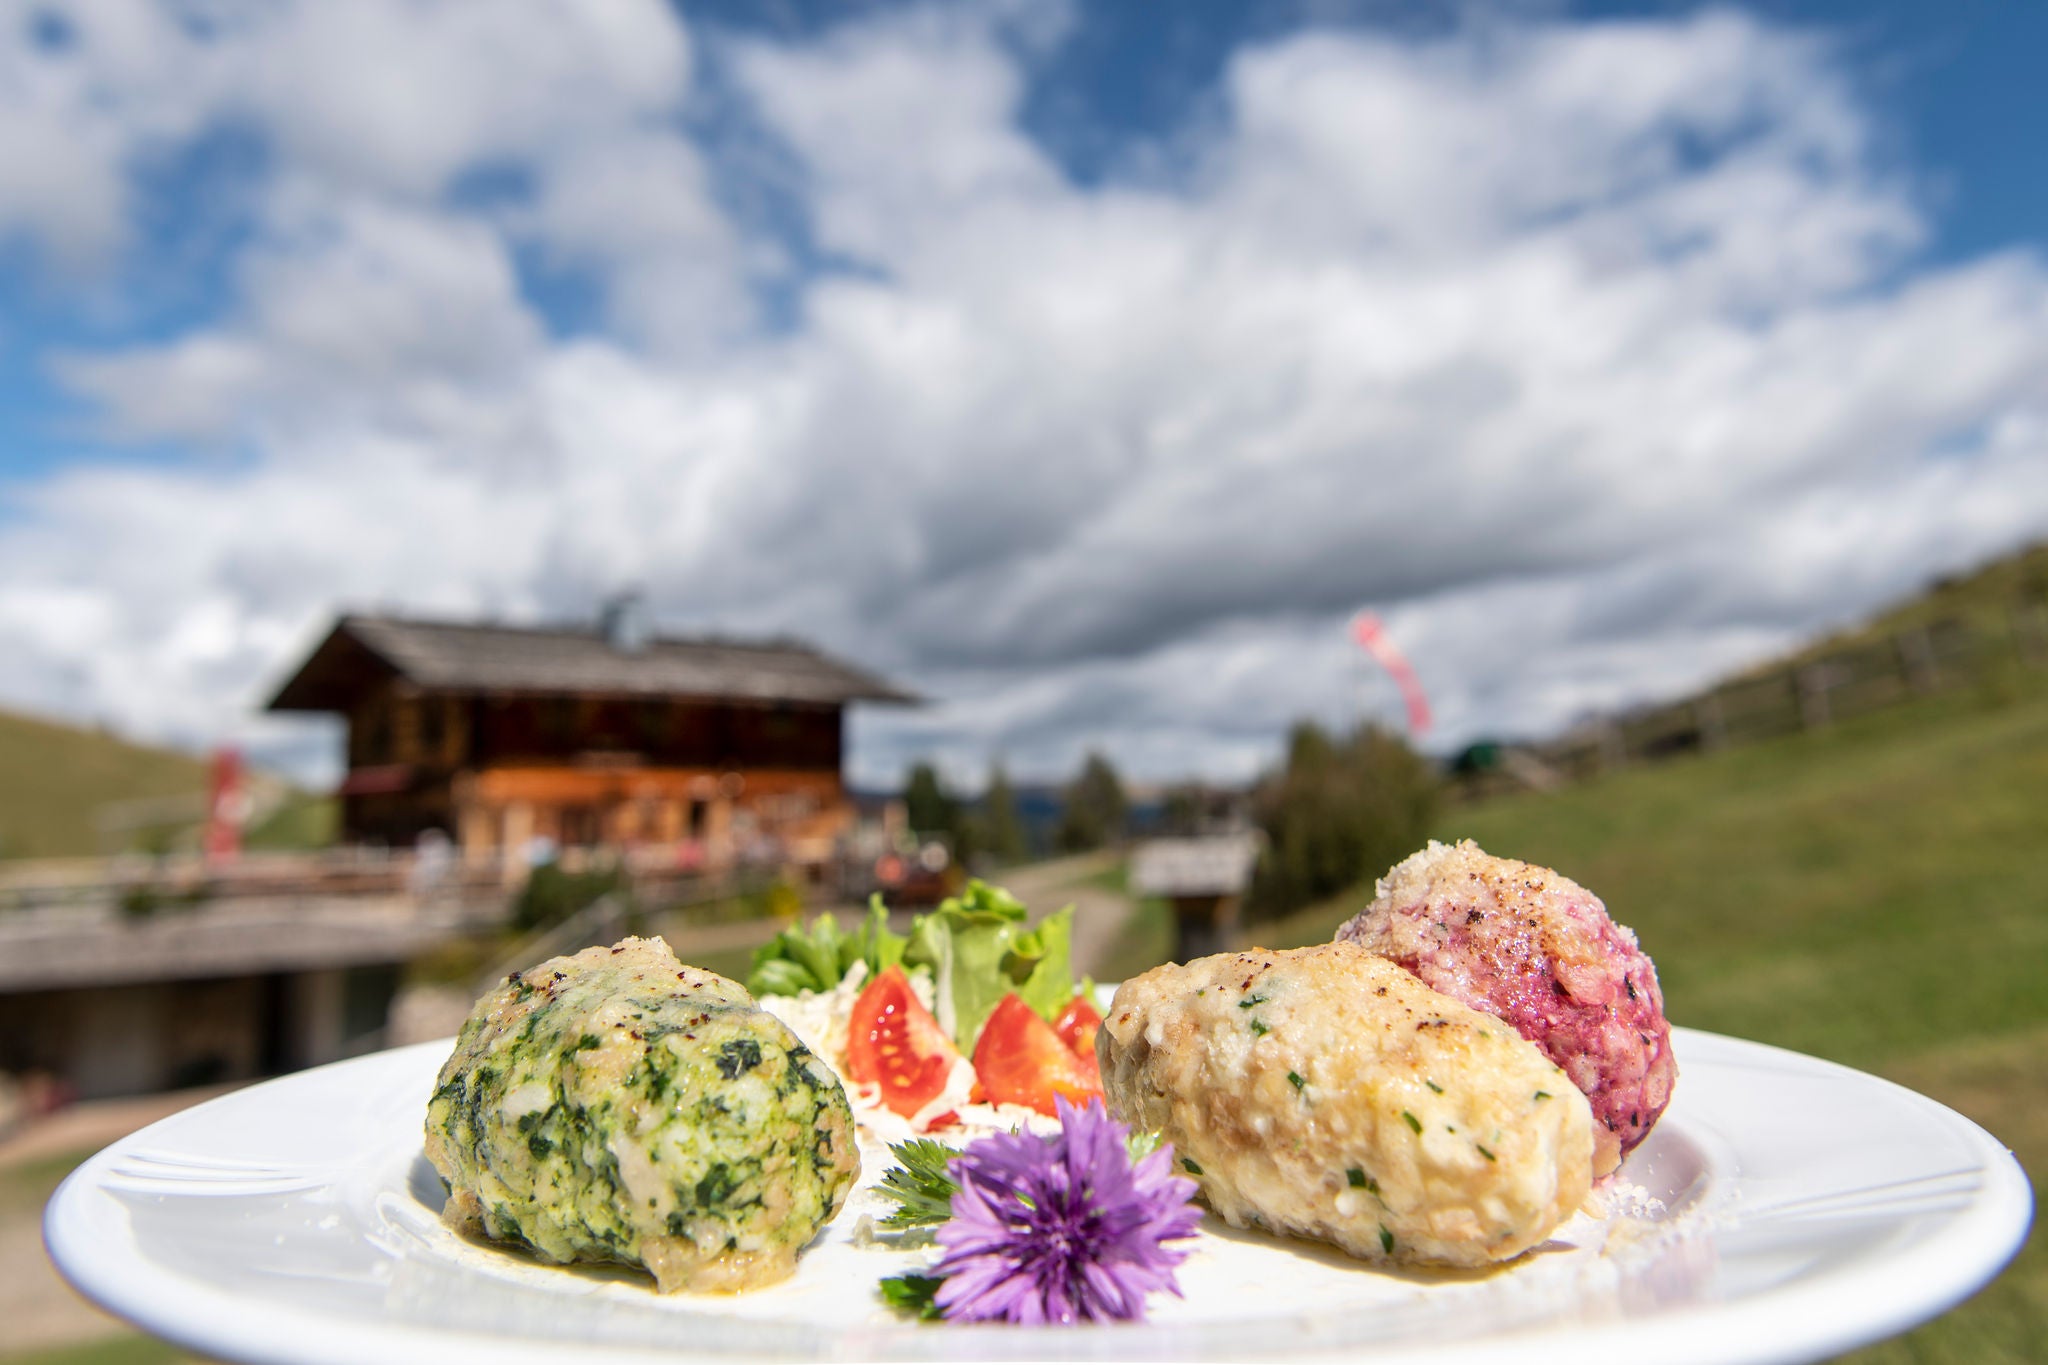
1476,539,2048,787
1789,538,2048,665
0,707,211,861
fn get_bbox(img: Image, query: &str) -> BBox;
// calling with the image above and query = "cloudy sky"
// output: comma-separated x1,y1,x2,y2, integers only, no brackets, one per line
3,0,2047,791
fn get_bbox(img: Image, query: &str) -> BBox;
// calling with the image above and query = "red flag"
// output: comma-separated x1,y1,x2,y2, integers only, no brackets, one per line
1350,612,1432,736
204,747,246,866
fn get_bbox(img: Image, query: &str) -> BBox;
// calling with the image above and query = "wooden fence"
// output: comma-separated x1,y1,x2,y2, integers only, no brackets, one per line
1455,594,2048,799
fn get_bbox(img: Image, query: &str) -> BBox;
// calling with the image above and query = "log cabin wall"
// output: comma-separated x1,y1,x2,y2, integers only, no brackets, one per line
340,689,851,870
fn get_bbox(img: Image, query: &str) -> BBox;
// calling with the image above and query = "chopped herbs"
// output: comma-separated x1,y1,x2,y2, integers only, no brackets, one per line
1182,1157,1204,1175
1379,1225,1395,1255
1476,1144,1496,1162
1534,1090,1552,1101
1287,1071,1305,1091
714,1038,763,1079
1345,1167,1379,1194
1125,1129,1167,1162
1248,1019,1271,1037
693,1162,740,1211
1424,1079,1444,1094
1237,994,1267,1009
1402,1110,1423,1134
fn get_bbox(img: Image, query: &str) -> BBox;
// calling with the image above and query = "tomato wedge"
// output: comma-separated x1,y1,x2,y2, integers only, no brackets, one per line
843,966,962,1119
972,993,1103,1117
1053,994,1102,1059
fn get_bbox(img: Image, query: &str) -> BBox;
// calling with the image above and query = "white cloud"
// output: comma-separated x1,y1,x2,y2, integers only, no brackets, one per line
2,3,2047,793
234,0,690,198
0,0,213,266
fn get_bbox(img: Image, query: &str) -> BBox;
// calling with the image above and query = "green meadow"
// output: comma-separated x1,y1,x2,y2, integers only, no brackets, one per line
0,708,207,861
0,705,329,862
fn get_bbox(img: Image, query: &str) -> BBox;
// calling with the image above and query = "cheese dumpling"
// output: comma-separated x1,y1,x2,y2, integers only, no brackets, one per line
1098,942,1592,1267
425,936,858,1293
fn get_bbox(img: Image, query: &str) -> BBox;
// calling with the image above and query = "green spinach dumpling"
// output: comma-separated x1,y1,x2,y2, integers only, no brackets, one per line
425,936,858,1292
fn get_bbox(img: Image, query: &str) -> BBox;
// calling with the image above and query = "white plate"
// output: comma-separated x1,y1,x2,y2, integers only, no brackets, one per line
46,1027,2030,1365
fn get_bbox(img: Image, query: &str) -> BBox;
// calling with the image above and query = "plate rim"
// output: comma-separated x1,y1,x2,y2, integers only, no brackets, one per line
44,1025,2034,1365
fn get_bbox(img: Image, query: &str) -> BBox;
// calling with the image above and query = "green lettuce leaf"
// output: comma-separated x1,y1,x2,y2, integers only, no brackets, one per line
1006,902,1077,1024
900,879,1081,1051
745,898,906,997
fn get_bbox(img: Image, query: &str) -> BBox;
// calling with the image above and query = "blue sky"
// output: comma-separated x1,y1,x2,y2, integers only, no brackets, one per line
1,0,2046,786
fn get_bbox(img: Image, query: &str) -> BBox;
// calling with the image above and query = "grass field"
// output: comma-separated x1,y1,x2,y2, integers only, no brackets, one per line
0,704,331,861
1244,671,2048,1363
1779,540,2048,671
0,708,208,861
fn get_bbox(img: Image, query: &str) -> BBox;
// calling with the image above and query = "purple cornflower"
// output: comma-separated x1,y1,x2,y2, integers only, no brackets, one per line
930,1096,1203,1325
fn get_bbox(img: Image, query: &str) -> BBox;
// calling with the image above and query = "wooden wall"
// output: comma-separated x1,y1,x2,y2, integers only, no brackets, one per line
335,687,853,860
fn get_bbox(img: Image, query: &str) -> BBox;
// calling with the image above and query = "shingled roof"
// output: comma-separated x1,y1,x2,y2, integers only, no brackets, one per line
267,613,918,712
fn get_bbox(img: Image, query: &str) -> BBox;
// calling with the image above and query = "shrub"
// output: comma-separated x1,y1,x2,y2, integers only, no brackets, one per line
1244,723,1439,922
977,764,1029,866
511,860,627,932
1057,752,1128,852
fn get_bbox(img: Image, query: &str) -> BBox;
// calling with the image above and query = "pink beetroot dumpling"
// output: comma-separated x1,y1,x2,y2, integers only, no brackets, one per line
1336,840,1675,1177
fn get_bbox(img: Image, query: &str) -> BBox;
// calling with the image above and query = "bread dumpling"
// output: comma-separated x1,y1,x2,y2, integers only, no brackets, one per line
1098,942,1592,1267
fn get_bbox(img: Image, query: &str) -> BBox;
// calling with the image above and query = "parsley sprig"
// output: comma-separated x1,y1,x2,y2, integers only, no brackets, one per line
878,1272,946,1319
874,1127,1170,1232
876,1138,959,1228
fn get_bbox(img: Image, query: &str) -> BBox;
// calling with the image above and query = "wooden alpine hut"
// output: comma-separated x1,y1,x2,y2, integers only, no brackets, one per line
265,598,915,876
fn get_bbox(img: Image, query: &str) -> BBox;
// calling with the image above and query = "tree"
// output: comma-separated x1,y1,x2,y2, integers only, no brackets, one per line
1057,751,1128,852
978,763,1029,866
1244,722,1439,922
511,859,628,932
1161,781,1239,836
903,761,957,838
